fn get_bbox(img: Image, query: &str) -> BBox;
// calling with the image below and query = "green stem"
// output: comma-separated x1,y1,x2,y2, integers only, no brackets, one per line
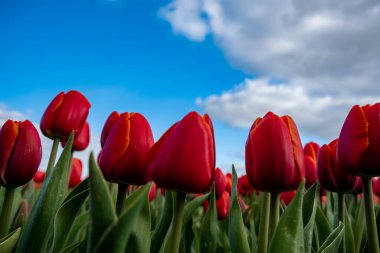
45,138,60,177
338,193,345,253
258,192,271,253
164,191,186,253
0,187,16,238
355,198,365,253
362,176,380,253
116,183,128,215
269,192,280,240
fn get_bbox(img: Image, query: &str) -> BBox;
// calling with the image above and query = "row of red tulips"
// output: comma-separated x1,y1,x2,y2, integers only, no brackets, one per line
0,90,380,253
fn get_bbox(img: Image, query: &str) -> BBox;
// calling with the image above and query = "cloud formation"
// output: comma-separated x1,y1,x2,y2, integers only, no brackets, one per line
161,0,380,140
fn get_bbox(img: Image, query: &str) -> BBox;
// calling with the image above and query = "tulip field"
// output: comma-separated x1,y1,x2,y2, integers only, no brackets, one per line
1,90,380,253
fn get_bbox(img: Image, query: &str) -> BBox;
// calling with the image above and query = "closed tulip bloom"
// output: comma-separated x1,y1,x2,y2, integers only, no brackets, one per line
0,120,42,188
280,191,296,205
338,104,380,176
238,175,254,196
304,142,320,189
245,112,305,192
149,182,157,202
40,90,91,141
317,139,359,192
100,111,120,148
33,170,45,188
69,158,83,188
372,178,380,197
148,111,215,193
214,168,227,199
62,122,90,151
216,191,230,220
225,173,232,193
99,112,154,185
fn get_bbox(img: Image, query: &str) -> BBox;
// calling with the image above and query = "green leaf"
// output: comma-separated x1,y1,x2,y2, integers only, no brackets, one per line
60,241,84,253
344,205,355,253
64,211,89,248
16,133,74,253
150,191,173,253
249,216,257,253
317,222,345,253
269,181,305,253
354,199,365,253
87,152,117,253
315,206,332,246
92,183,151,253
51,179,89,253
0,227,21,253
200,184,218,252
228,165,250,253
183,193,209,226
303,183,319,253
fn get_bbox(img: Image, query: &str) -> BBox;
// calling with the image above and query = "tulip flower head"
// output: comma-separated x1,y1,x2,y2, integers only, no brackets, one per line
0,120,42,188
216,191,230,220
62,122,90,151
148,111,215,193
40,90,90,141
69,158,83,188
303,142,320,189
214,168,227,199
245,112,305,192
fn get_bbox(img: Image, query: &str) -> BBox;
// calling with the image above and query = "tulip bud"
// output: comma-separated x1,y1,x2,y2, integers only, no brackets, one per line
99,112,154,185
149,182,157,202
214,168,227,199
338,104,380,176
40,90,91,141
280,191,296,205
33,170,45,189
62,122,90,151
303,142,320,189
238,175,254,196
69,158,83,188
245,112,305,192
0,120,42,188
317,139,359,193
148,111,215,193
216,191,230,220
225,173,232,193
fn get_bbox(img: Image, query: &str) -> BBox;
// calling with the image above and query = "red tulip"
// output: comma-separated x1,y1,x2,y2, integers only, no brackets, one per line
149,182,157,202
33,170,46,188
0,120,42,188
62,122,90,151
317,139,359,192
40,90,91,141
303,142,320,189
372,178,380,197
338,104,380,176
100,111,120,148
214,168,227,199
238,175,254,196
98,112,154,185
148,111,215,193
245,112,305,192
69,158,83,188
216,191,230,220
225,173,232,193
280,191,296,205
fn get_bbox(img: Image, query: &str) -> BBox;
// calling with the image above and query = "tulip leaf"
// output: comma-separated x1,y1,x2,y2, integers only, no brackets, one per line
200,184,218,252
228,165,250,253
0,227,21,253
64,211,89,248
92,183,151,253
315,206,332,246
87,152,117,253
150,191,174,253
51,179,89,253
249,217,257,253
16,133,74,253
60,241,84,253
317,222,345,253
344,206,355,253
183,193,210,226
269,181,305,253
354,199,365,253
303,183,319,253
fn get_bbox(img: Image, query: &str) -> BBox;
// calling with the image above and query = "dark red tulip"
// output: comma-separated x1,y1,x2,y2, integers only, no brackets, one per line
99,112,154,185
245,112,305,192
214,168,227,199
40,90,91,141
69,158,83,188
317,139,359,193
149,183,157,202
33,170,45,188
303,142,320,189
280,191,296,205
338,104,380,176
62,122,90,151
373,178,380,198
216,191,230,220
148,111,215,193
0,120,42,188
238,175,254,196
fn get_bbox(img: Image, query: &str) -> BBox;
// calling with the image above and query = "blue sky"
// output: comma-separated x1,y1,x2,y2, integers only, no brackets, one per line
2,0,380,174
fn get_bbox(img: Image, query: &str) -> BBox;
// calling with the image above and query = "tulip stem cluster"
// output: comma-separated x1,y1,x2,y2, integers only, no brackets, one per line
337,193,345,253
362,176,380,253
164,191,186,253
0,187,15,237
45,138,60,177
269,192,280,240
258,192,271,253
116,183,128,215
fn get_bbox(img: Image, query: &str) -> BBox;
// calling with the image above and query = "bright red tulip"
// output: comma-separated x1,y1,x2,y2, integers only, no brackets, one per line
98,112,154,185
238,175,254,196
33,170,45,188
338,104,380,176
317,139,359,192
148,111,215,193
40,90,91,141
0,120,42,188
216,191,230,220
245,112,305,192
214,168,227,199
303,142,320,189
62,122,90,151
280,191,296,205
100,111,120,148
69,158,83,188
225,173,232,193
